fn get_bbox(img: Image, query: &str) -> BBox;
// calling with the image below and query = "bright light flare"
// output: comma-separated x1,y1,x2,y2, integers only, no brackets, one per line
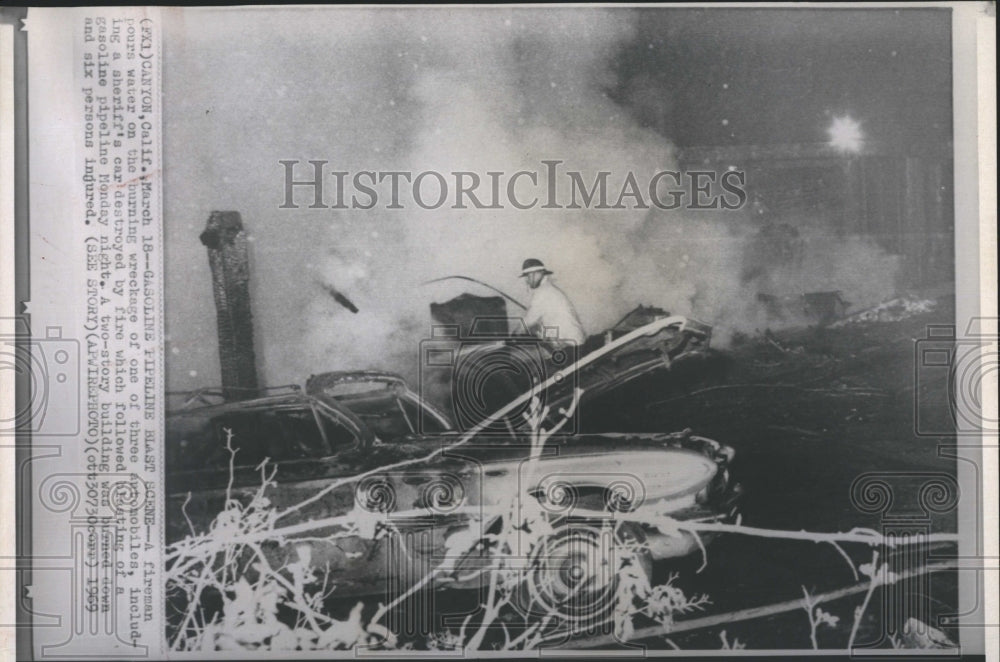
827,115,864,153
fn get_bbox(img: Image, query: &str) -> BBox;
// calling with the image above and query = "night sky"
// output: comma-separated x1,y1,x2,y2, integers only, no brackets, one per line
613,8,952,150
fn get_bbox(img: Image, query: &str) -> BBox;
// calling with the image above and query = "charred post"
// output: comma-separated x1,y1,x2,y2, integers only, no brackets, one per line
200,211,259,401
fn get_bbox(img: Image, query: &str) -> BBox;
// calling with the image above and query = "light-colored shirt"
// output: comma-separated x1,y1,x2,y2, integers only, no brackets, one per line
522,276,586,345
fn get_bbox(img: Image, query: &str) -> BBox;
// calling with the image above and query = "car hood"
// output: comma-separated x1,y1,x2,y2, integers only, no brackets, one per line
168,430,729,506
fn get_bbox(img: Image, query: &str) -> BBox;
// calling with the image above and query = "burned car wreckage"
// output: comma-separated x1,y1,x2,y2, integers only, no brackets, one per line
422,294,717,432
166,295,740,623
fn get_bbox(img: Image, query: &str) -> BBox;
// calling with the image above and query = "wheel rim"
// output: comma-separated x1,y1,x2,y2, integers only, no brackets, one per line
521,523,618,625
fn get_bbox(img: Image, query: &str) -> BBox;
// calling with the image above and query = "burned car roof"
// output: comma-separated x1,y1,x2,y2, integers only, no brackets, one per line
304,370,454,439
165,389,373,472
167,370,453,456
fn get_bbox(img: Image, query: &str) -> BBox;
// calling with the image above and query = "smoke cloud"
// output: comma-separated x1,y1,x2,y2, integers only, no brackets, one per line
163,8,901,391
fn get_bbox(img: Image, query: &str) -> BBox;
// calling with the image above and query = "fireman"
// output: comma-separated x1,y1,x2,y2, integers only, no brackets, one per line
519,258,586,346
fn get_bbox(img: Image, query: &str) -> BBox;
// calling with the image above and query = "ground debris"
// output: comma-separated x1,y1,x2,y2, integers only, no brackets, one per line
766,425,822,438
830,294,936,327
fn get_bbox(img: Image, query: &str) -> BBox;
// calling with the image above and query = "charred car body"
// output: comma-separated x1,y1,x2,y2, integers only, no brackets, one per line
166,314,740,617
422,297,715,433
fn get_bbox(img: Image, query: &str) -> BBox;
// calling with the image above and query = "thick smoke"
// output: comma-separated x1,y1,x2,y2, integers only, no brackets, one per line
163,8,900,391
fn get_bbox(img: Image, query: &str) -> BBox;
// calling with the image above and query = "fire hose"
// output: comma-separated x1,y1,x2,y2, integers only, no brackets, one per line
421,274,527,310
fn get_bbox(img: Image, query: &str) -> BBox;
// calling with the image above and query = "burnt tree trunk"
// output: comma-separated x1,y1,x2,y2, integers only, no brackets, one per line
200,211,259,401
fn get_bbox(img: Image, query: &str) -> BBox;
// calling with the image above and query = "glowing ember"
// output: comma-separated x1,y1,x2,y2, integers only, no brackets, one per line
828,115,864,153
